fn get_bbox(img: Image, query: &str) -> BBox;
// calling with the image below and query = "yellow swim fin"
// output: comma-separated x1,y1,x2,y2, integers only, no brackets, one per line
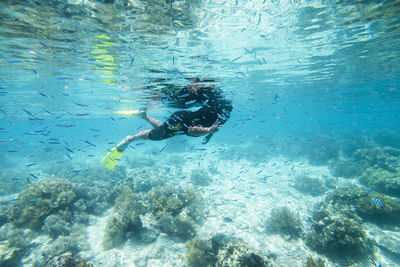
114,110,141,116
101,147,124,170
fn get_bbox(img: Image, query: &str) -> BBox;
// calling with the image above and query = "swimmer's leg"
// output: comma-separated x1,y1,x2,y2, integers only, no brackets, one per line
117,129,151,152
139,110,162,128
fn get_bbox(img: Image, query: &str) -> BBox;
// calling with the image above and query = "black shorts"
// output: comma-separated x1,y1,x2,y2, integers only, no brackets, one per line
148,110,191,141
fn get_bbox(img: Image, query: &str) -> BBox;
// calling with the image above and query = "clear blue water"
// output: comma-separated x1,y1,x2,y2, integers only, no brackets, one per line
1,0,400,266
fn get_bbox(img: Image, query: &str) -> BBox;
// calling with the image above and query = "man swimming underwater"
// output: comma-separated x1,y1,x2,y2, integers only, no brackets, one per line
116,78,232,152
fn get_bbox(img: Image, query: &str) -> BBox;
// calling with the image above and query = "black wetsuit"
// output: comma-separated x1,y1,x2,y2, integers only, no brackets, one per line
148,81,232,142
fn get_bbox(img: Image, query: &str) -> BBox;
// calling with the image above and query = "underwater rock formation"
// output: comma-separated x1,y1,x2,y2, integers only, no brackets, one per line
265,206,303,239
293,175,327,196
190,169,213,186
185,234,272,267
306,202,373,263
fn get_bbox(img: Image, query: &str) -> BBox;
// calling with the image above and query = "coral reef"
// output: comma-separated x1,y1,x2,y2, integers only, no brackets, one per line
185,238,215,267
306,202,373,263
329,159,363,178
158,212,196,240
265,206,303,239
7,178,115,232
374,133,400,149
305,138,339,166
355,192,400,225
32,228,89,266
190,169,212,186
327,185,400,226
0,170,26,196
293,175,327,196
47,252,93,267
373,230,400,261
0,240,21,267
102,188,144,249
42,214,71,239
359,169,400,197
185,234,272,267
0,202,9,226
212,234,271,267
352,146,400,172
148,186,206,240
305,256,325,267
7,179,78,230
0,222,35,266
102,208,142,249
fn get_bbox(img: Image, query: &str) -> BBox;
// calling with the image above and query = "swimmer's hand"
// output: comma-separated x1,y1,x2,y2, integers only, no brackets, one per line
188,120,221,137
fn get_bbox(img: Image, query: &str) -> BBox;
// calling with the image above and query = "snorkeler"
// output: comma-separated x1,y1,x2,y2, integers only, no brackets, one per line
116,78,232,151
101,78,232,170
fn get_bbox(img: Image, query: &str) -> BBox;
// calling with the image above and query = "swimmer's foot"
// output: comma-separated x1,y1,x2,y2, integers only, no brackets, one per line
138,108,147,119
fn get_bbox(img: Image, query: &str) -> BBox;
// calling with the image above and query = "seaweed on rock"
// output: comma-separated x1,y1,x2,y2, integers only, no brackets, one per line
265,206,303,239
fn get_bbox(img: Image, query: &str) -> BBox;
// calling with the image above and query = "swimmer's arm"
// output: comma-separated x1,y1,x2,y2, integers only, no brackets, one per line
188,126,212,136
188,120,221,137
